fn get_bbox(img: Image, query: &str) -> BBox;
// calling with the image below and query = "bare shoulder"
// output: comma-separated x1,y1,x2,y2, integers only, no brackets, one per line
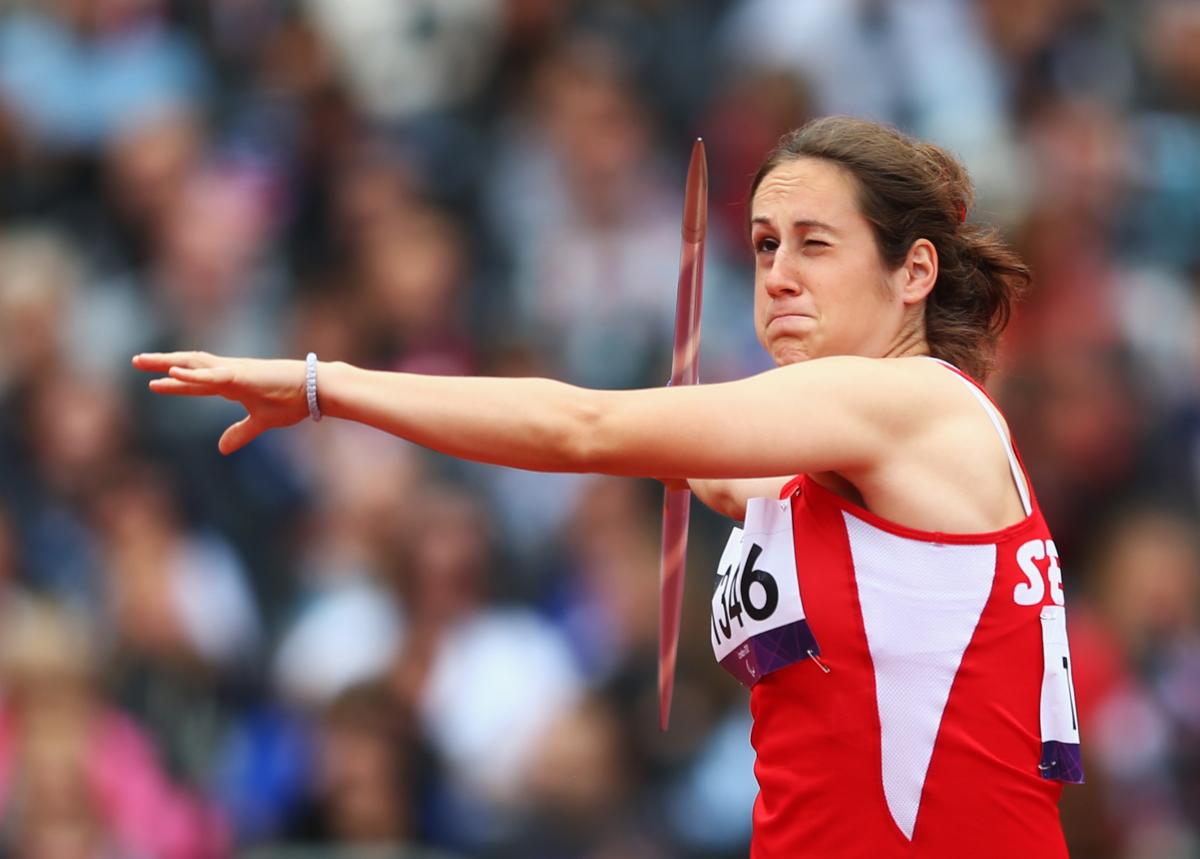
764,354,981,430
832,357,1028,532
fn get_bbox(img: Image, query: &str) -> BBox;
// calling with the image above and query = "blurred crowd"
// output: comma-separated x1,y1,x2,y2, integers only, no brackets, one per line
0,0,1197,857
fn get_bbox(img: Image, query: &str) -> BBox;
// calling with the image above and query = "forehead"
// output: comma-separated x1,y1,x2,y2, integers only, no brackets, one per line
751,157,862,226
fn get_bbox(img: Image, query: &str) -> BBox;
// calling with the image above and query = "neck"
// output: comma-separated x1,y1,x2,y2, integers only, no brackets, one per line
882,313,929,360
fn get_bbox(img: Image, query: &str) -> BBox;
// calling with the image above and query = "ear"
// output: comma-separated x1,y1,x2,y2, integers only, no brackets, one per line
896,239,938,306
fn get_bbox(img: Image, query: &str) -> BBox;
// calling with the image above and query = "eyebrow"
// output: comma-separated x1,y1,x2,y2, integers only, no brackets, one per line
750,216,839,233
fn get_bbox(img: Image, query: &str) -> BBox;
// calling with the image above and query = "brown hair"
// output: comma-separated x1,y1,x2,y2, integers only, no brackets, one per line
749,116,1030,381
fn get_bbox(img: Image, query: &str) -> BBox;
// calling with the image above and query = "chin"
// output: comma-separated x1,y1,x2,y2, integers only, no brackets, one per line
769,342,817,366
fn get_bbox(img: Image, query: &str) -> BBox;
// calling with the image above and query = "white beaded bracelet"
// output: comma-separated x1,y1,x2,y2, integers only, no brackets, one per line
305,352,322,422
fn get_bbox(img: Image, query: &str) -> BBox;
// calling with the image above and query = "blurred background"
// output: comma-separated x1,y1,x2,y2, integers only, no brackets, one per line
0,0,1197,856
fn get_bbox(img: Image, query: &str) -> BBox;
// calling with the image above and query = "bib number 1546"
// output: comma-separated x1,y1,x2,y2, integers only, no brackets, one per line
710,498,818,686
712,543,780,644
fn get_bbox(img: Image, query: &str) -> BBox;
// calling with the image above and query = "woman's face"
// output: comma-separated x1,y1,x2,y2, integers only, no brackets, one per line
750,157,908,366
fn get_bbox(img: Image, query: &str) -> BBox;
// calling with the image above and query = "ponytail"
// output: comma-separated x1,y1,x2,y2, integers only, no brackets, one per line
926,225,1030,380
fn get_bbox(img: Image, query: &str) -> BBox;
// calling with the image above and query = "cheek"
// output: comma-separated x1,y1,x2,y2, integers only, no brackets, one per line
838,260,894,311
752,272,769,320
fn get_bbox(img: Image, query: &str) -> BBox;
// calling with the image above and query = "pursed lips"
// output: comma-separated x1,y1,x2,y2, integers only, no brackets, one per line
767,310,815,328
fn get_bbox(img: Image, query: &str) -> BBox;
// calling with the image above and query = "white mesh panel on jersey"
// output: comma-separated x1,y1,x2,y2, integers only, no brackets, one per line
843,512,996,840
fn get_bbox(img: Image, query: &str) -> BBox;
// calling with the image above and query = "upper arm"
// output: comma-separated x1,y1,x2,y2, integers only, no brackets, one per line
581,356,948,481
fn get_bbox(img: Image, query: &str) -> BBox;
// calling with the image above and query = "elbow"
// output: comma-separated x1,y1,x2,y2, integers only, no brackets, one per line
555,390,619,475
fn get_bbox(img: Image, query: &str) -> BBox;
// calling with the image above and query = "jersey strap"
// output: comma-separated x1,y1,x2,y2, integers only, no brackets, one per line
926,358,1033,517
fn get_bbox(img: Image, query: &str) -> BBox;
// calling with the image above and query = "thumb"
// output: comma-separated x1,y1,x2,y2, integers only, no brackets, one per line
219,414,267,455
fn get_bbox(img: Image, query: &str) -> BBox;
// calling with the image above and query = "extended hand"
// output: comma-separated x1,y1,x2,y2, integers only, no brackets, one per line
132,351,309,454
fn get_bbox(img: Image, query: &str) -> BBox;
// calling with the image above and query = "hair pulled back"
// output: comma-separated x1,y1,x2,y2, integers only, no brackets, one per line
750,116,1030,381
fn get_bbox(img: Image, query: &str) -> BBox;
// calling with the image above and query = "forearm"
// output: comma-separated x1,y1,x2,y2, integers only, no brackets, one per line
318,362,604,473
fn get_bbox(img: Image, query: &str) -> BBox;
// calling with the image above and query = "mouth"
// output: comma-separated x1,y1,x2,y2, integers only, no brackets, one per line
767,312,814,330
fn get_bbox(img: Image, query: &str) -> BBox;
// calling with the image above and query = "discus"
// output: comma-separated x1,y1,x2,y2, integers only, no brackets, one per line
659,139,707,731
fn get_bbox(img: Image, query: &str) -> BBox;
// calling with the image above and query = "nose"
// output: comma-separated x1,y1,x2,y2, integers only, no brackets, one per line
762,255,803,298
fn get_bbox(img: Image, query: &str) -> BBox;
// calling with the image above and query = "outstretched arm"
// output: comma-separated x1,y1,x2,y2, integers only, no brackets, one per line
132,352,938,482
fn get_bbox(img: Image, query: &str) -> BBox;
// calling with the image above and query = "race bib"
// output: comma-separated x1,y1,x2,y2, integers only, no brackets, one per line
1038,605,1084,783
711,497,820,687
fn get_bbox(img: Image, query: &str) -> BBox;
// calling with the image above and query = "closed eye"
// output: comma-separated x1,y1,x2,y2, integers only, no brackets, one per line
804,240,830,249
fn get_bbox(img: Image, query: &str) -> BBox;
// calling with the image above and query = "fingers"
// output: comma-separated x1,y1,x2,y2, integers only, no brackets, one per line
131,351,220,372
148,378,222,397
168,365,235,386
145,365,237,402
134,351,272,455
219,414,266,455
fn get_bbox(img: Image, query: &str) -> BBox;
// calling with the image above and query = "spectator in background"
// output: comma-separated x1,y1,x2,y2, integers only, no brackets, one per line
87,461,261,788
354,201,479,377
142,167,281,360
718,0,1027,222
272,423,417,709
99,107,205,273
553,477,665,685
16,371,130,603
0,0,207,153
0,226,156,406
0,231,82,397
388,484,583,850
299,0,503,125
283,682,417,846
1069,508,1200,858
486,37,693,390
514,693,645,859
298,0,504,202
0,597,227,859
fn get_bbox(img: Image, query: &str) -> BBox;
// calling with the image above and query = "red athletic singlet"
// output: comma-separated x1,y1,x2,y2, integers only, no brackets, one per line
710,362,1082,858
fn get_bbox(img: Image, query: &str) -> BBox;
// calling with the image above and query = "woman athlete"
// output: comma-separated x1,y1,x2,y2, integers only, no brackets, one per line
134,116,1082,858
